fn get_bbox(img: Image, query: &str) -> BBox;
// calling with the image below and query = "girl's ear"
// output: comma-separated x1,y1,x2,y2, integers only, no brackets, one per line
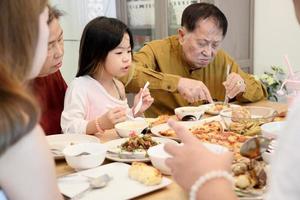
178,27,186,45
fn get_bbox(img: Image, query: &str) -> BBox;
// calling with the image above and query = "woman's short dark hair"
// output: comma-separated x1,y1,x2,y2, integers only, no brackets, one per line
77,16,134,77
47,5,64,25
181,3,228,36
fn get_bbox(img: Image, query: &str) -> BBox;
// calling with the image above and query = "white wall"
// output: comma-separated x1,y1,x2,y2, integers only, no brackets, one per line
254,0,300,75
50,0,116,84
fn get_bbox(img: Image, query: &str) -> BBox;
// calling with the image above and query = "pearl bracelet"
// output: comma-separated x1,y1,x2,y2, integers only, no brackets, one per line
95,117,104,133
189,170,234,200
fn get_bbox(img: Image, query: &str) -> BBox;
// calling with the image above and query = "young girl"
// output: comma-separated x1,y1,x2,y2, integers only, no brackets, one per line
61,17,153,135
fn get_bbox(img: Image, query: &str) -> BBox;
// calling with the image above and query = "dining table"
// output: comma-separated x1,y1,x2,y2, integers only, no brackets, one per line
55,100,287,200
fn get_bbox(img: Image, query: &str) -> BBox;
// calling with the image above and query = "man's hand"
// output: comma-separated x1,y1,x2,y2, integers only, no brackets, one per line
223,73,246,99
177,77,213,103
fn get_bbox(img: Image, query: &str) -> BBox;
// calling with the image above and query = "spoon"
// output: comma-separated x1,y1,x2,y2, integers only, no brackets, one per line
74,151,92,157
71,174,112,199
240,136,272,159
133,81,150,115
277,79,300,96
141,127,150,134
181,115,197,121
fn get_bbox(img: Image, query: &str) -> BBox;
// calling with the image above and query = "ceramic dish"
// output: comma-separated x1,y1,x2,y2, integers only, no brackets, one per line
58,162,172,199
151,115,224,141
200,102,241,115
46,134,100,159
104,137,177,163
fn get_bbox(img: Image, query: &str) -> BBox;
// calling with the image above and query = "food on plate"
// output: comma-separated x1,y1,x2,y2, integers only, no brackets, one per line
150,115,173,127
232,158,267,191
235,174,251,189
229,121,261,136
206,102,231,114
227,107,268,136
121,134,158,152
159,121,248,159
190,121,248,160
159,128,177,137
128,162,162,185
159,121,223,138
231,107,251,120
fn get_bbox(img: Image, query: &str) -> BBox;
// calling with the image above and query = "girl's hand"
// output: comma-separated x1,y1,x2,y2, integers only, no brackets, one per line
99,107,127,129
133,88,154,116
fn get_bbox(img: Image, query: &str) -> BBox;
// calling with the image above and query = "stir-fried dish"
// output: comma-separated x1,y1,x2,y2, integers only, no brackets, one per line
121,134,158,152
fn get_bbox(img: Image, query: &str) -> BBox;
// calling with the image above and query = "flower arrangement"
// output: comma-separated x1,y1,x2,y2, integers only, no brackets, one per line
256,66,286,102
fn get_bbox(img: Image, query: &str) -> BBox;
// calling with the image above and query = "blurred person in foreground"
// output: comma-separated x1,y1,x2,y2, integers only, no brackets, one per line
0,0,63,199
32,5,67,135
164,1,300,199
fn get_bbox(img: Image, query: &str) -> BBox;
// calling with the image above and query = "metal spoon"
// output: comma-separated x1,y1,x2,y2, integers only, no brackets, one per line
240,136,272,159
71,174,112,199
181,115,197,121
141,127,150,134
74,151,92,157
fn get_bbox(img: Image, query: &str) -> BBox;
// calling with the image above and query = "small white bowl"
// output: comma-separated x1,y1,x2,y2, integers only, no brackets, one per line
261,121,285,139
262,150,274,164
147,144,172,175
174,106,205,121
147,143,228,175
115,120,148,138
63,143,107,170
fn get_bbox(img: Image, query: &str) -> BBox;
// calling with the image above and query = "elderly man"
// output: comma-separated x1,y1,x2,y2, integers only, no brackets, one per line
32,5,67,135
123,3,267,117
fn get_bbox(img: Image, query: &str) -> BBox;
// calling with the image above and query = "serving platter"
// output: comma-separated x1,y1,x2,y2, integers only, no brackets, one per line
46,134,100,159
104,136,177,163
150,115,224,141
58,162,172,199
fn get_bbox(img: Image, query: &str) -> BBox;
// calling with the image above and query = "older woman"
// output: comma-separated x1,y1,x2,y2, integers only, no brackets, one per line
0,0,62,199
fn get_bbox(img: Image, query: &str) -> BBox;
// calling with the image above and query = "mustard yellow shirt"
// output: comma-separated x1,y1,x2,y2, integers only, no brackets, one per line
122,35,267,117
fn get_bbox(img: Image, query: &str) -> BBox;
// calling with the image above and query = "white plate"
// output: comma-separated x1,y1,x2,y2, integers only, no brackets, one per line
151,115,224,141
46,134,100,159
200,103,240,115
104,137,178,163
58,162,172,200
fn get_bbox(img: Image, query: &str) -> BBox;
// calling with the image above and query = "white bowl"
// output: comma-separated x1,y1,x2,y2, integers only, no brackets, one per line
147,144,172,175
63,143,107,170
115,120,148,138
262,150,274,164
261,121,285,139
174,106,205,120
147,142,228,175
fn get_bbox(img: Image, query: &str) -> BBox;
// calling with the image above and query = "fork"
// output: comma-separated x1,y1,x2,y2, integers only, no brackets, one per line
133,81,150,115
224,64,231,105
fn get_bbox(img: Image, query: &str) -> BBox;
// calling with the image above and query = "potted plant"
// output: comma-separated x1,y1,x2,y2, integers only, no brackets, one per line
256,66,286,102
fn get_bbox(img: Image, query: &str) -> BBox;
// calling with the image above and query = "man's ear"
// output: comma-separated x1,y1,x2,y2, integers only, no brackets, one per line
178,27,186,45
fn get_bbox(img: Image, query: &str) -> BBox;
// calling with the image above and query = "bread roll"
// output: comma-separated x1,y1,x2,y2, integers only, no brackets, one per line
128,162,162,186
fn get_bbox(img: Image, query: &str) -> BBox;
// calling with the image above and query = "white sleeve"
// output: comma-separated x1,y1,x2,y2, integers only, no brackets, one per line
61,81,89,134
266,96,300,200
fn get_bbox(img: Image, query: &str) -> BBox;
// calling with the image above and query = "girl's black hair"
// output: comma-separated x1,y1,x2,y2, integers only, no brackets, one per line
77,16,134,77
